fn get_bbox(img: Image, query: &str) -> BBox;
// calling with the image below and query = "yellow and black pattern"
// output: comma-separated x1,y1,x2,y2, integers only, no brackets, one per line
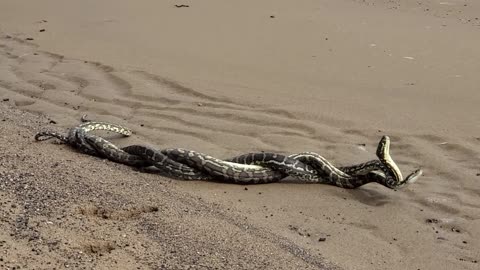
35,118,423,189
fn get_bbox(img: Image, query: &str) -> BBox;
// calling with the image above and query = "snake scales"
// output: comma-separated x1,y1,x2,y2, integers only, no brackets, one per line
35,117,423,189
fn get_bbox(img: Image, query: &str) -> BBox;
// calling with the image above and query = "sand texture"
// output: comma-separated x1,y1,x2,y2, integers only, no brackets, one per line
0,0,479,269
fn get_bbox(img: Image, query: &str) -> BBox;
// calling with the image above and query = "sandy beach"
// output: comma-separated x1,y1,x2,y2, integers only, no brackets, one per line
1,0,479,269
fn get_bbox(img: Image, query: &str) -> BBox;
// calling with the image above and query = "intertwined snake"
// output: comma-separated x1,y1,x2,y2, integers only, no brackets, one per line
35,118,423,189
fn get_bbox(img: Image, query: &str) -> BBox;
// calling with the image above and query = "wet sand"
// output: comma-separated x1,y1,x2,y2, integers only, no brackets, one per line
1,1,479,269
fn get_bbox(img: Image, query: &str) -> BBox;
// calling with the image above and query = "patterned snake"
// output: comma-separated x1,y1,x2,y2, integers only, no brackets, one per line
35,118,423,189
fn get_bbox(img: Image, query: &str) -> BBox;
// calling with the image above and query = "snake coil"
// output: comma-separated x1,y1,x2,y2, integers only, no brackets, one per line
35,118,423,189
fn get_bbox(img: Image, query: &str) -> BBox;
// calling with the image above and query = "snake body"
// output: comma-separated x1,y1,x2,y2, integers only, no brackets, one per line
35,115,132,156
35,118,423,188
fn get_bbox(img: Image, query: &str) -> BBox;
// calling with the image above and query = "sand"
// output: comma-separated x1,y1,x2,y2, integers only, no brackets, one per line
0,0,479,269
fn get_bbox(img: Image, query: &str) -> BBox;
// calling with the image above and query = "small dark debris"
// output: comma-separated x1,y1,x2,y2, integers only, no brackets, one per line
175,4,190,8
270,15,275,18
318,237,326,242
462,240,467,244
140,124,144,127
357,143,366,147
437,236,447,240
426,218,439,224
5,35,12,39
258,192,262,195
451,228,461,233
26,37,34,41
2,98,9,102
49,120,57,124
39,29,46,32
244,187,248,191
476,173,480,176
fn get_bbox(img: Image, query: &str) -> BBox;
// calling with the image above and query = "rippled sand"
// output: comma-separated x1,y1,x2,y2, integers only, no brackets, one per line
0,1,479,269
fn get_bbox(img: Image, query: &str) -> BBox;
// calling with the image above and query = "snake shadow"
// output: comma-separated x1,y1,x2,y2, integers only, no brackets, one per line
278,178,393,206
343,188,392,206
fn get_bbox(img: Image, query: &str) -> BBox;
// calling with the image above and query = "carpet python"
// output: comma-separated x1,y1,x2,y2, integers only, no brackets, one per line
35,117,423,188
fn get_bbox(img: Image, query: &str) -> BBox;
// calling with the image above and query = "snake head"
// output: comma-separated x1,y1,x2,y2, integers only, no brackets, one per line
374,135,424,189
388,169,423,189
34,131,68,143
376,135,390,158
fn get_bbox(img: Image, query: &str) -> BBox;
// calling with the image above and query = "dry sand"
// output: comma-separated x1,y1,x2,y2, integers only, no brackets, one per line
0,0,479,269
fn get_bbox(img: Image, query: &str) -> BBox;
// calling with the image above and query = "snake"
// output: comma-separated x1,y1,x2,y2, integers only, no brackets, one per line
35,118,423,188
35,115,131,155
